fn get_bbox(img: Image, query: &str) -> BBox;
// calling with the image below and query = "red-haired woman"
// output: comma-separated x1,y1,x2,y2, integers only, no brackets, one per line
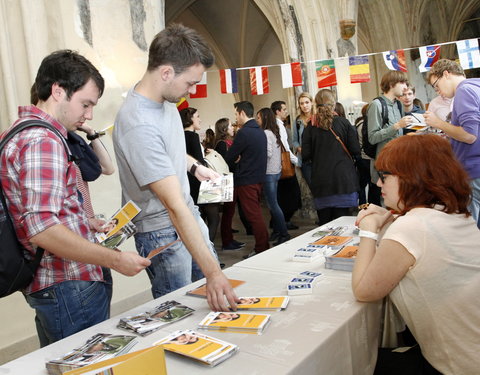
353,134,480,375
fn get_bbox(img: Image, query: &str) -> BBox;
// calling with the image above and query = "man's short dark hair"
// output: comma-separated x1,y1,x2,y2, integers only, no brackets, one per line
35,50,104,101
270,101,286,115
234,101,254,118
380,71,408,94
148,23,214,74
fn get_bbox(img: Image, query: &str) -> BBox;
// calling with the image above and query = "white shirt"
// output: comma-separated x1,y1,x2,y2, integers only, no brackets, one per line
276,118,298,165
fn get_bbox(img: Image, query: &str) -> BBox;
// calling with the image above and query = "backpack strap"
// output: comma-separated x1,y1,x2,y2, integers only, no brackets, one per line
0,120,73,266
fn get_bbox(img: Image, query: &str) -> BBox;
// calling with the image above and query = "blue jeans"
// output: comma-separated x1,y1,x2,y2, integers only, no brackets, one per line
469,178,480,228
134,217,218,298
25,280,109,347
263,173,288,236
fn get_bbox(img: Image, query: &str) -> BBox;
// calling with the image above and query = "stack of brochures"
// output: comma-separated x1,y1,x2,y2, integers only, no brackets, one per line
234,296,289,311
324,245,359,272
117,300,194,336
198,311,270,334
46,333,137,375
155,329,238,367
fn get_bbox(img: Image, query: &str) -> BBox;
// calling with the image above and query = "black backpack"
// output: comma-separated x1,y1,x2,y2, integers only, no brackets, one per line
362,97,402,159
0,120,71,298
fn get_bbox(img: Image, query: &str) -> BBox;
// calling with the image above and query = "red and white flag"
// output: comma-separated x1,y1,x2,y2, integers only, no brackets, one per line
189,72,207,98
219,69,238,93
280,62,303,88
249,67,269,95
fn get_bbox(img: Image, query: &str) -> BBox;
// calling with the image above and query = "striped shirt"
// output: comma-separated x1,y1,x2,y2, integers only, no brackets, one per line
0,106,103,294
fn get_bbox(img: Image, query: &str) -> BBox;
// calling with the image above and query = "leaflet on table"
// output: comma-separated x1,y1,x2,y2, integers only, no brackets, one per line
117,300,194,336
311,235,353,247
95,200,141,249
233,296,289,311
63,346,167,375
325,245,359,272
154,329,238,367
46,333,137,375
198,311,270,334
186,279,245,298
197,173,233,204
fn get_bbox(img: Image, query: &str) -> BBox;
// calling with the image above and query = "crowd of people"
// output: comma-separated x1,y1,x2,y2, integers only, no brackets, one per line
1,21,479,374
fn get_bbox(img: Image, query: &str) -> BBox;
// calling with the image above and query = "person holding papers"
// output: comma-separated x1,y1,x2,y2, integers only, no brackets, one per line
352,134,480,375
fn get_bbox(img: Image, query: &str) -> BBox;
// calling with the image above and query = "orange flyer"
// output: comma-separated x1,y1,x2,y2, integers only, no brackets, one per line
333,246,358,258
311,235,353,247
199,312,270,332
236,296,289,310
187,279,245,298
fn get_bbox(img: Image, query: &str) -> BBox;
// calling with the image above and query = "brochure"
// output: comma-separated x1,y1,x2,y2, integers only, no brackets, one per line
64,346,167,375
154,329,238,367
95,200,141,249
118,300,195,336
46,333,137,375
311,235,353,247
234,296,289,311
197,173,233,204
186,279,245,298
198,311,270,334
325,245,359,272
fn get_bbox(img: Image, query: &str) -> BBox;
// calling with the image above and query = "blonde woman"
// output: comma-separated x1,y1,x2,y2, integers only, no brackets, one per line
292,92,315,187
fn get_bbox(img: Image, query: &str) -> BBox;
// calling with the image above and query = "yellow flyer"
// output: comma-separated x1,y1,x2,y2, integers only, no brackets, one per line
236,296,289,310
199,312,270,331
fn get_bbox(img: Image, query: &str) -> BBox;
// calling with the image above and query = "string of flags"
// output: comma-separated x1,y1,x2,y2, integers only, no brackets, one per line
186,37,480,98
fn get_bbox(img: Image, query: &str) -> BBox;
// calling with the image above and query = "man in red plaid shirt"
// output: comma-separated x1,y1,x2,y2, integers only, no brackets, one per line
0,50,150,347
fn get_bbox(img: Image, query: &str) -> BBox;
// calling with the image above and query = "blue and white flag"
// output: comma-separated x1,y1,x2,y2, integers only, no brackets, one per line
456,39,480,70
382,50,407,72
418,45,440,72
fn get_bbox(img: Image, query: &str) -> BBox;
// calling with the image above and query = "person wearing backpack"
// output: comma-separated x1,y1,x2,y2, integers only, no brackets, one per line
0,50,150,347
366,71,413,204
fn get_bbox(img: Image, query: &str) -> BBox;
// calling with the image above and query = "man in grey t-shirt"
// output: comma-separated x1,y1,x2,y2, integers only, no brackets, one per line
113,24,238,311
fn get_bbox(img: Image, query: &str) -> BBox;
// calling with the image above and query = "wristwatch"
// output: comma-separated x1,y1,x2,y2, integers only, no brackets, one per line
86,131,100,141
190,161,201,175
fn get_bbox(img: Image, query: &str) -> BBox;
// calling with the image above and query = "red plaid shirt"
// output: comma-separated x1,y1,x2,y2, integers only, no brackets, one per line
0,106,103,294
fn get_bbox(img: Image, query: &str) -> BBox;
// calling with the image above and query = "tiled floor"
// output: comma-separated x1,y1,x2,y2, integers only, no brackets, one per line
214,203,318,269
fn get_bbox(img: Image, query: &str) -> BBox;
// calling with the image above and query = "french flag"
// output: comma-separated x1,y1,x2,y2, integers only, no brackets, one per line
382,50,407,72
281,62,303,88
418,45,440,72
219,69,238,94
249,67,269,95
189,72,207,98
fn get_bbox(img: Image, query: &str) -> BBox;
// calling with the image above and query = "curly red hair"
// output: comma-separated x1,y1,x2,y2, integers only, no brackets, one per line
375,134,471,216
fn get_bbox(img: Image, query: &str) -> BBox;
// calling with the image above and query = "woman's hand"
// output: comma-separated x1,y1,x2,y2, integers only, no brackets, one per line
355,204,393,232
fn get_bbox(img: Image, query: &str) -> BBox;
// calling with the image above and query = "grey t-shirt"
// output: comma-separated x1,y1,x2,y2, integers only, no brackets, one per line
113,88,195,232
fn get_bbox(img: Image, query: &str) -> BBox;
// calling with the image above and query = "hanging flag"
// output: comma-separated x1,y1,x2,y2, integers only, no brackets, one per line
456,39,480,70
315,60,337,88
280,62,303,88
349,55,370,83
249,67,269,95
189,72,207,98
219,69,238,93
418,45,440,72
382,50,407,72
176,97,189,111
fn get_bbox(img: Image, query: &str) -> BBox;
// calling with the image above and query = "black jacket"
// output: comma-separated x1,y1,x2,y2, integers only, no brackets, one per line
302,116,360,198
225,119,267,186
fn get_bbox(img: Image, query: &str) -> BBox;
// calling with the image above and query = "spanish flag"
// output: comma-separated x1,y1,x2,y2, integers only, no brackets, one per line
176,97,189,111
349,55,370,84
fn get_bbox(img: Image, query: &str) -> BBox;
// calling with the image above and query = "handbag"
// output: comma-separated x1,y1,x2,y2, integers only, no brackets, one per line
204,150,230,174
280,143,295,179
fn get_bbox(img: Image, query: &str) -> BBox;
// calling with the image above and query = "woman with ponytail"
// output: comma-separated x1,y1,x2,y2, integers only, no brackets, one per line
302,89,361,225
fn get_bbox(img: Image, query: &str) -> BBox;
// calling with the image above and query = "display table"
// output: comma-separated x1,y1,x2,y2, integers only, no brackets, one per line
0,217,382,374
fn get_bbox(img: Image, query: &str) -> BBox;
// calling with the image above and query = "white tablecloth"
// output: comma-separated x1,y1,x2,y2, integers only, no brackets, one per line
0,217,382,374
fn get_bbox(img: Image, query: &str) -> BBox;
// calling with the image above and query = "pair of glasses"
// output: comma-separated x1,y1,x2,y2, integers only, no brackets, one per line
378,171,392,183
431,75,442,90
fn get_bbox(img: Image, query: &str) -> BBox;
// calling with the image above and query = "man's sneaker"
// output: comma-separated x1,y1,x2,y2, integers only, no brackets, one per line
231,240,246,248
222,242,242,251
242,251,256,259
269,232,280,242
286,222,299,230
